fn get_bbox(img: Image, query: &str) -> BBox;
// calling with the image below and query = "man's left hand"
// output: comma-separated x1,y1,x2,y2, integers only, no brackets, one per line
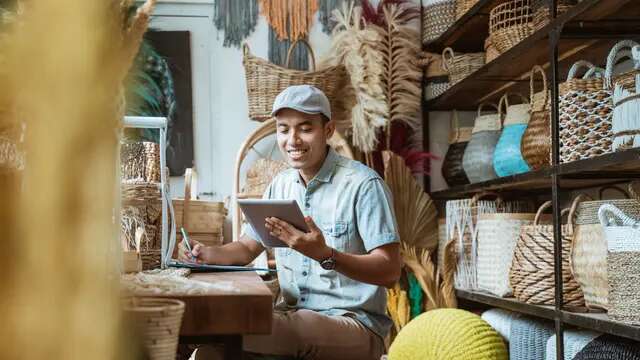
265,216,332,262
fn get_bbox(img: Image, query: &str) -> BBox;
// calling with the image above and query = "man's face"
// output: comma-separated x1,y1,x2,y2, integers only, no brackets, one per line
275,108,335,171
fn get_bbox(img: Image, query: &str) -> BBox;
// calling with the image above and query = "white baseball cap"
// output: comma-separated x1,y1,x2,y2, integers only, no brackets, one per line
271,85,332,120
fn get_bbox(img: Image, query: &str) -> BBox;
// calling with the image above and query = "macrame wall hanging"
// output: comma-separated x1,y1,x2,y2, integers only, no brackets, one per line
213,0,259,48
259,0,318,70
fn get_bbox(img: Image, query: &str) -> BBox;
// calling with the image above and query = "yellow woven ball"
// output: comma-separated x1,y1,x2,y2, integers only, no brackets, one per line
388,309,508,360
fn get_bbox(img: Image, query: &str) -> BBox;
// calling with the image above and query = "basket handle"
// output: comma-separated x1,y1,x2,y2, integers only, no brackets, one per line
441,47,455,72
628,181,640,201
498,92,529,115
533,201,569,226
598,203,640,227
604,40,640,88
286,39,317,71
243,43,251,57
529,65,548,106
582,66,605,79
566,60,596,81
476,102,499,118
598,185,630,200
182,168,194,232
469,191,502,207
449,110,460,142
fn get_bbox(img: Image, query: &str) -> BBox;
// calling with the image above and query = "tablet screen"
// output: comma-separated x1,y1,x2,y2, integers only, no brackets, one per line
238,199,309,248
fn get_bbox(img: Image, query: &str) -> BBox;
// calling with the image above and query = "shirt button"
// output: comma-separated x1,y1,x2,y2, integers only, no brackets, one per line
301,297,306,302
302,271,308,276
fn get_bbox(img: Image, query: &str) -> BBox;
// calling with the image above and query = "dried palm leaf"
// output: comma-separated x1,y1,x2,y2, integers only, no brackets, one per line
439,239,458,308
321,2,388,153
374,3,422,148
383,150,438,249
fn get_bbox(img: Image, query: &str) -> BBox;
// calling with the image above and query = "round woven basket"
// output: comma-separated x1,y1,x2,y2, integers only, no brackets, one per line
422,1,456,44
442,47,485,85
123,297,185,360
489,0,533,53
559,60,613,164
242,41,349,122
388,309,508,360
442,111,471,187
456,0,479,19
531,0,577,31
573,334,640,360
462,103,503,184
521,65,551,170
493,92,531,177
509,316,554,360
510,197,587,309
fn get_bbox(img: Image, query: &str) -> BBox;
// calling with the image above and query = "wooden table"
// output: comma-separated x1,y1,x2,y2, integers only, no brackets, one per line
156,271,273,359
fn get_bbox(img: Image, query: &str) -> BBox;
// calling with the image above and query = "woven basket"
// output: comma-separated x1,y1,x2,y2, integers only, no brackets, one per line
604,40,640,152
560,60,613,163
425,79,451,100
442,111,471,187
572,185,640,311
531,0,577,31
489,0,533,54
123,297,185,360
243,40,348,122
481,308,520,342
442,47,485,85
521,65,551,170
484,37,501,63
456,0,479,19
493,93,531,177
573,334,640,360
447,193,532,290
509,316,554,360
121,141,160,183
545,330,602,360
599,204,640,325
510,197,587,309
437,218,447,269
477,212,535,297
462,103,503,183
422,1,456,44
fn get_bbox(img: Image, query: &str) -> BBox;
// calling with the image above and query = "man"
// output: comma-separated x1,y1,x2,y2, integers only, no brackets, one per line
179,85,401,360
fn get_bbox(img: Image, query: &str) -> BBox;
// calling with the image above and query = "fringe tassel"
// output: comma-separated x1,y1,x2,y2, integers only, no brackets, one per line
214,0,259,48
259,0,318,41
268,29,310,70
319,0,356,34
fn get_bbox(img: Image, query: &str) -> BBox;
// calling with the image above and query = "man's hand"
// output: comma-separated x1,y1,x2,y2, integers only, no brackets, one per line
265,216,332,262
177,238,206,263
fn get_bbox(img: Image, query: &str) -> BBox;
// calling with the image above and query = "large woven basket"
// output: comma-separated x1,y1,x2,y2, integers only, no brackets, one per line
493,92,531,177
462,103,503,183
123,297,185,360
489,0,533,54
545,330,602,360
442,111,471,187
521,65,551,170
243,40,348,122
509,316,554,360
599,204,640,325
422,0,456,44
531,0,577,31
476,212,535,297
572,185,640,311
604,40,640,152
560,60,613,163
456,0,479,19
510,197,587,309
442,47,485,85
573,334,640,360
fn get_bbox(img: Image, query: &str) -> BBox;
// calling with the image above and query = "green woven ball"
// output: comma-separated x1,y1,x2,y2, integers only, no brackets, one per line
389,309,508,360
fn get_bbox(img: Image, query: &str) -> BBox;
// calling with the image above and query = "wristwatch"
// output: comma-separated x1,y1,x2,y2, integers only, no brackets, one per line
319,247,336,270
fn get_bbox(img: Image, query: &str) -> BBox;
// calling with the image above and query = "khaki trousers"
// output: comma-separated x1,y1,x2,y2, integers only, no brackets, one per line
243,309,385,360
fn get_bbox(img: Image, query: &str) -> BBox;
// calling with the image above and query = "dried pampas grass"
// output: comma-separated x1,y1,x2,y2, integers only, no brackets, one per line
322,2,388,153
0,0,154,358
383,151,437,250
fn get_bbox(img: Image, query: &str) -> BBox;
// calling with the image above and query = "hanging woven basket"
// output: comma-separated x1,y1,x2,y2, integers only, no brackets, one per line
462,103,503,183
521,65,551,170
493,92,531,177
242,40,349,122
422,0,456,44
442,111,472,187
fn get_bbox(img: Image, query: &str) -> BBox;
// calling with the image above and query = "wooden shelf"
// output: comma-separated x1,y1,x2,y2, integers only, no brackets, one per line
424,0,640,110
431,149,640,200
457,290,640,342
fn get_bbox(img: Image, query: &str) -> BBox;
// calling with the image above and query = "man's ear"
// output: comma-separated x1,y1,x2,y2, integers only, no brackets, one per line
325,119,336,139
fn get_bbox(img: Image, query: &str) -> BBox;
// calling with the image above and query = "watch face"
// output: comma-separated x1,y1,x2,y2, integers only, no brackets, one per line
320,258,335,270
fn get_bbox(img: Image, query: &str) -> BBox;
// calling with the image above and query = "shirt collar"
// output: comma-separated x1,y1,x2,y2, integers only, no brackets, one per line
293,146,338,184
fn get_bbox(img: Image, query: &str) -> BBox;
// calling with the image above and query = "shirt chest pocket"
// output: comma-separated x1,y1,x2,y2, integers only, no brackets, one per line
322,221,350,252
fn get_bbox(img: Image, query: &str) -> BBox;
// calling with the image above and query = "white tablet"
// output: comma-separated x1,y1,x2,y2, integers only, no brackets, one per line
238,199,309,248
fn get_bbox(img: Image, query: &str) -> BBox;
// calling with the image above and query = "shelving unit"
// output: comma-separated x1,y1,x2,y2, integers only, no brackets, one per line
421,0,640,356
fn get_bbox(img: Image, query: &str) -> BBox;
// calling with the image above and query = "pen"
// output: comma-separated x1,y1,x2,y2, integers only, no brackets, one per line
181,227,196,261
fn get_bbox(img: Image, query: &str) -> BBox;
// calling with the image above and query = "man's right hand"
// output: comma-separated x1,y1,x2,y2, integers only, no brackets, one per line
178,238,205,263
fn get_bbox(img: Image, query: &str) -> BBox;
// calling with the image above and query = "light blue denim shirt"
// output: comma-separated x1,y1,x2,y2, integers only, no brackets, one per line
242,147,399,339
